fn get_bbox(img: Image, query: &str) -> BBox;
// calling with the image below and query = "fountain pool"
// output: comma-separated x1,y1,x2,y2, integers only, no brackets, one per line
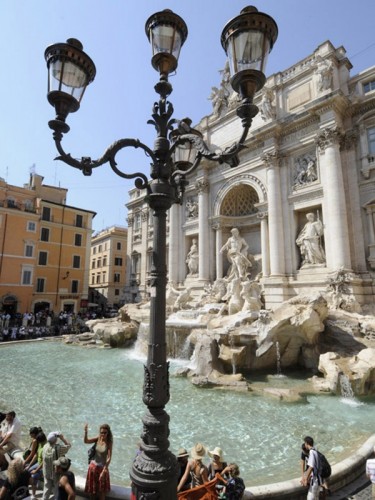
1,341,374,487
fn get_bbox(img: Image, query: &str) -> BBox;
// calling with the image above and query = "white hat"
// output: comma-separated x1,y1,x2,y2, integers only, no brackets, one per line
191,443,206,460
208,447,224,461
47,431,60,443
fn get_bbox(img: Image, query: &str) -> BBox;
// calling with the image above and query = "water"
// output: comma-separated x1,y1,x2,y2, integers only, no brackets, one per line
339,372,363,407
1,341,374,488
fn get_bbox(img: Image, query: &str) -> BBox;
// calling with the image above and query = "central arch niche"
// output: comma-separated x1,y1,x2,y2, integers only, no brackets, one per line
220,184,259,216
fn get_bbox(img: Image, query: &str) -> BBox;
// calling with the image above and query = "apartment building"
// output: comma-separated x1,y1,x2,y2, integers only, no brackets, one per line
0,173,96,315
89,226,128,310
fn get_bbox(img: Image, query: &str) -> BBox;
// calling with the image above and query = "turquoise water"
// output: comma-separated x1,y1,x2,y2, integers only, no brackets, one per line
1,341,374,487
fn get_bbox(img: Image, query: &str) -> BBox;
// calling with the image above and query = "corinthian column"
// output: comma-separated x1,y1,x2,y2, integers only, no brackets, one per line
213,222,223,279
257,212,270,277
196,177,210,282
168,203,181,284
263,151,285,276
316,127,351,269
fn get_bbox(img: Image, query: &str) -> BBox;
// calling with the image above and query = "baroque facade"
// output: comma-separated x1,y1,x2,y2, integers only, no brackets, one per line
125,41,375,307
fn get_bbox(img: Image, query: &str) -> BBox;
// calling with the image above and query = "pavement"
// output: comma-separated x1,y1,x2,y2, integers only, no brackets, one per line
330,473,373,500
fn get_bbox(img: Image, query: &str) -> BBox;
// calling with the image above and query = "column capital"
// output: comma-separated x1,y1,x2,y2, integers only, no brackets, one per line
127,214,134,225
195,177,209,194
257,211,268,220
315,126,343,151
340,129,359,151
261,150,282,167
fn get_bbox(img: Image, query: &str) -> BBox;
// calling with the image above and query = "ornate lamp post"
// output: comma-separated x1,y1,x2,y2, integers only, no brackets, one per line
44,6,277,498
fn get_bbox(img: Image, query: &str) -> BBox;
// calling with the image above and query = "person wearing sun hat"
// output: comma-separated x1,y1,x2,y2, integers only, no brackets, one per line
207,446,228,481
177,443,208,492
53,456,76,500
177,447,191,492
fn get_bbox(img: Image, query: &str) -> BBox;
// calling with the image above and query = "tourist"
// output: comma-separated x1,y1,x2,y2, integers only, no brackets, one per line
42,431,71,500
207,446,228,481
27,431,47,499
84,423,112,500
301,436,321,500
219,463,245,500
0,458,31,500
0,411,22,469
300,443,309,478
54,456,76,500
176,447,191,492
23,426,42,467
177,443,208,492
366,447,375,499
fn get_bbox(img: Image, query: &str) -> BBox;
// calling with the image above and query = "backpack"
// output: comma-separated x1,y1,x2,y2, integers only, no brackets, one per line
317,451,331,479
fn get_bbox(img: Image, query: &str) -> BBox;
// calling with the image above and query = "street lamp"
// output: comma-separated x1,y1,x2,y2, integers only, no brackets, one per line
44,6,277,499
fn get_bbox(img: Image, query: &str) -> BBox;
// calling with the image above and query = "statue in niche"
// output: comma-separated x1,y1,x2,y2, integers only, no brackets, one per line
293,155,318,186
186,238,199,276
260,88,276,121
316,55,333,92
220,228,252,281
186,199,198,219
296,212,326,267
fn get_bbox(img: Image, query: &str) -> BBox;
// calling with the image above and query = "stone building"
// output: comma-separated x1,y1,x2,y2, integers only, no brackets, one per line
89,225,128,310
125,41,375,307
0,173,96,314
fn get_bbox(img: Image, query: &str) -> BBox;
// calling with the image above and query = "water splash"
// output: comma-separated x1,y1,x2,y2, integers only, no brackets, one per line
339,373,363,406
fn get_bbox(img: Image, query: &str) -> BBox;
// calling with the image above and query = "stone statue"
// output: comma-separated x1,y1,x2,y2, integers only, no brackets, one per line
208,62,231,117
240,280,262,313
316,56,333,92
186,239,199,275
220,228,252,280
186,199,198,219
296,213,326,266
260,88,276,121
221,277,243,315
293,155,318,186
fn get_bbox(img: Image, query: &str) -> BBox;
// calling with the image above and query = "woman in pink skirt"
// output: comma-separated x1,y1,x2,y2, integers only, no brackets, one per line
84,423,113,500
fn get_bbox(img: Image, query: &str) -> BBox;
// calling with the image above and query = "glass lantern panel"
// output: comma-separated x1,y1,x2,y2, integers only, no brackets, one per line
173,142,197,166
227,31,270,75
49,60,87,101
151,25,182,60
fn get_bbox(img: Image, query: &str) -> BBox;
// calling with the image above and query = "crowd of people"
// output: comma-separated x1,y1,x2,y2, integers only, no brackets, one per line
0,411,112,500
1,410,374,500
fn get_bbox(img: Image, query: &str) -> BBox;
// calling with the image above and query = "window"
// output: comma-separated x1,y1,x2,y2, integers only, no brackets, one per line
27,221,36,232
93,247,97,255
117,242,121,250
134,213,142,229
114,257,123,266
98,245,102,252
38,251,48,265
25,244,34,257
97,258,102,268
103,256,107,266
368,127,375,155
91,274,95,285
36,278,45,293
115,289,120,296
364,80,375,93
42,206,51,221
76,214,83,227
71,280,79,293
104,243,108,251
24,199,34,212
41,227,50,242
7,198,16,208
75,234,82,246
96,274,101,284
73,255,81,268
92,260,96,269
102,272,106,283
22,269,32,285
114,272,120,282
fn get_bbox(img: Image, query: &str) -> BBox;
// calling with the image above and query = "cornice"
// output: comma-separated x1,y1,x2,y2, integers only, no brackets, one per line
288,187,324,204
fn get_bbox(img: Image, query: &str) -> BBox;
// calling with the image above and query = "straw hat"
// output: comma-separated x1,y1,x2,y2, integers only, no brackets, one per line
191,443,206,460
177,447,189,458
208,447,224,461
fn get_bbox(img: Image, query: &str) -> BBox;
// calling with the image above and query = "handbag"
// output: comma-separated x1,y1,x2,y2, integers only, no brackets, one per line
88,442,96,464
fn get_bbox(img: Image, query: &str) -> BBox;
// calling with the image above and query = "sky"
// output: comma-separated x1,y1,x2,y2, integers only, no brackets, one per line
1,0,375,233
